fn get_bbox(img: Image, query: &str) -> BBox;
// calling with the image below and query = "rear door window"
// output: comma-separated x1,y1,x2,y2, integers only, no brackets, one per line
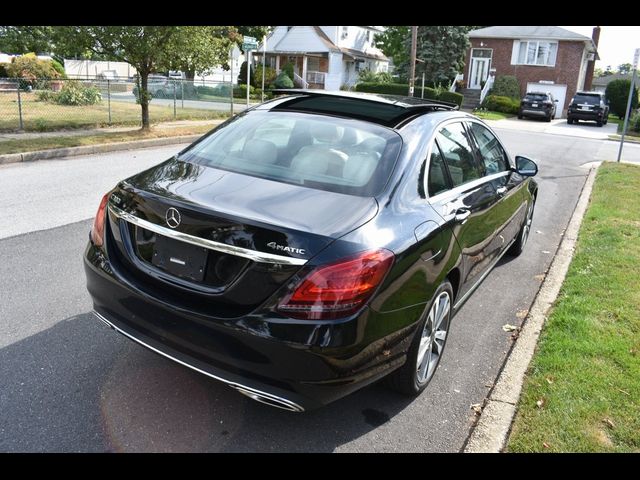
435,122,482,187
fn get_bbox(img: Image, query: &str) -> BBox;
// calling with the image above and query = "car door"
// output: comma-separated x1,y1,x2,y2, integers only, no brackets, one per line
426,121,503,300
467,120,528,259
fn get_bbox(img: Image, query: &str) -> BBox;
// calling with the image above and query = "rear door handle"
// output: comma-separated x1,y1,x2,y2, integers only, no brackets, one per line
496,186,508,196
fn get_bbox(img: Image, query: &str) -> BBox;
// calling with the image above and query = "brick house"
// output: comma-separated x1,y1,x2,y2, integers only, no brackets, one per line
257,26,389,91
462,26,599,117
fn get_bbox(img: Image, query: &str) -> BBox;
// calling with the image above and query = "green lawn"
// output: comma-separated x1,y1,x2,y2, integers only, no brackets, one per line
0,124,218,155
507,162,640,452
472,110,515,121
0,91,229,132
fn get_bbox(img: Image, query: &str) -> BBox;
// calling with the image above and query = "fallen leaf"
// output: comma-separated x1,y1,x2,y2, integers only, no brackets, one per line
536,230,543,234
516,309,529,319
485,383,494,388
542,442,550,449
536,399,545,408
470,403,483,414
602,418,615,429
534,274,545,281
511,331,520,341
502,324,518,332
545,377,554,385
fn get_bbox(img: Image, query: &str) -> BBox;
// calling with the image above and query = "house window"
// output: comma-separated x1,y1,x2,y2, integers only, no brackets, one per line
516,41,558,66
366,30,371,42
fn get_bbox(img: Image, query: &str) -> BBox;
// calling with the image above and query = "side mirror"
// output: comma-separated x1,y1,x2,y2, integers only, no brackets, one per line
515,155,538,177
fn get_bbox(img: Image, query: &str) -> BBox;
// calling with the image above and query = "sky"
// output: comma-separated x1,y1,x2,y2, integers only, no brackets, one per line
560,26,640,70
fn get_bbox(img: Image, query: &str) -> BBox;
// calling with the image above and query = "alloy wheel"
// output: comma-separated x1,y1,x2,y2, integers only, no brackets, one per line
416,291,451,384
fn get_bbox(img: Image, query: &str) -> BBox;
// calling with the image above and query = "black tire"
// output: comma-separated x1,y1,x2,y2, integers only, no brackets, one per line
567,117,573,125
597,119,603,127
507,196,536,257
545,114,552,122
386,280,454,396
518,114,523,119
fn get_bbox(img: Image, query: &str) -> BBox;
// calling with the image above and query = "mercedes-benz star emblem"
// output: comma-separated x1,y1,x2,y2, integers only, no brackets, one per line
165,207,181,229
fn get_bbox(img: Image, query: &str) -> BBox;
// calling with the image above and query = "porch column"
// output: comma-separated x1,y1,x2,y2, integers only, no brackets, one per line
302,55,308,87
275,55,280,73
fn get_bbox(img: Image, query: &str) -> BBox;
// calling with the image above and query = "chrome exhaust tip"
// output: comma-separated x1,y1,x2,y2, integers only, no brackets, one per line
232,385,305,412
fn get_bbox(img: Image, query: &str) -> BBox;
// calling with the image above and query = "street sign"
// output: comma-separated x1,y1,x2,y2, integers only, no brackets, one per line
243,35,258,51
633,48,639,69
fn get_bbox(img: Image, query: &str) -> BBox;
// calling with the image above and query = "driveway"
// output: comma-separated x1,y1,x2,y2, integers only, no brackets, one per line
484,117,618,140
0,131,636,452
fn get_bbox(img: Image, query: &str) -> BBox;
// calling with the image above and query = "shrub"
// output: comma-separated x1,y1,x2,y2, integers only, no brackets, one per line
36,90,58,102
253,65,277,88
355,82,412,95
51,59,66,78
629,111,640,133
56,81,102,106
274,71,294,89
0,64,8,78
6,54,60,89
282,63,294,81
233,84,259,99
481,94,520,114
237,61,254,86
438,91,464,107
606,79,639,119
490,75,521,99
358,69,393,84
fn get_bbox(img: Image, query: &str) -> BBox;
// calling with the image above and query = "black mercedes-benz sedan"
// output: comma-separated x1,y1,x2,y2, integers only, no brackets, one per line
84,90,538,412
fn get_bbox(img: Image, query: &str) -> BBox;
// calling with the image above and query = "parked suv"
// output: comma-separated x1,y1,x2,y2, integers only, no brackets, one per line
567,91,609,127
518,91,557,122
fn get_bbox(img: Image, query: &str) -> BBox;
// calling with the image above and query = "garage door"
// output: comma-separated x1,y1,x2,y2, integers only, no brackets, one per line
526,83,567,119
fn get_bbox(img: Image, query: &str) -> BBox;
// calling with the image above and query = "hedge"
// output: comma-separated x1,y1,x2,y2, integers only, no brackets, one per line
481,95,520,114
355,82,463,107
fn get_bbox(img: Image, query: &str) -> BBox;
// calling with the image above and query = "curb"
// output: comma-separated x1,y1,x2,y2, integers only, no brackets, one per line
0,134,203,166
463,164,599,453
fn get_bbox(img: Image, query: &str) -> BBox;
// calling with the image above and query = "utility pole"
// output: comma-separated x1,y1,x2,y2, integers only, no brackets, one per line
409,26,418,97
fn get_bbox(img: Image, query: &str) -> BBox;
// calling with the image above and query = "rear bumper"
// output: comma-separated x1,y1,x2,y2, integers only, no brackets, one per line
84,241,410,411
568,110,604,121
520,108,551,117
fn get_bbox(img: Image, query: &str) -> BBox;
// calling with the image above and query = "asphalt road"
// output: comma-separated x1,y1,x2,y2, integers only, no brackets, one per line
1,129,639,452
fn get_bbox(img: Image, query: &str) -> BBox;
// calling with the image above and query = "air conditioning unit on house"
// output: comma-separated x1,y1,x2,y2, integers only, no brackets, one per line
587,53,595,61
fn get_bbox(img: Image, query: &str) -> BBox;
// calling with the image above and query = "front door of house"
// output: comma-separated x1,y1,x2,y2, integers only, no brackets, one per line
469,49,492,89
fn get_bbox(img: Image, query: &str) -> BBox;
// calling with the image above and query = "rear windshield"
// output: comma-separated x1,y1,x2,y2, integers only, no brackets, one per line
179,111,402,197
525,93,548,101
573,94,602,105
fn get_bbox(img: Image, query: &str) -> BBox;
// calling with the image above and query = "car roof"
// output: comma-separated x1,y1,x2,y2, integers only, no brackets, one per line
526,91,550,95
261,89,459,128
575,91,603,95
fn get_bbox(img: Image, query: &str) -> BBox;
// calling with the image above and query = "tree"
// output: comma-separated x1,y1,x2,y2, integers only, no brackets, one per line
398,26,471,87
52,26,180,130
605,78,639,119
375,26,410,73
235,26,271,43
164,26,236,81
617,63,633,75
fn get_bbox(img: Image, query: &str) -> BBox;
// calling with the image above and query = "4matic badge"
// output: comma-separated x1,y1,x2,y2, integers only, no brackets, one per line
266,242,306,255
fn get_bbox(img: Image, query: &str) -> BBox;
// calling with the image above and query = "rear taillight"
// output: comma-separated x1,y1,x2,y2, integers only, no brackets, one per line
278,249,394,320
90,193,110,247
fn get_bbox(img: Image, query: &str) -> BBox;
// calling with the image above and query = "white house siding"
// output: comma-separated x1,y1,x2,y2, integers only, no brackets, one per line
325,52,344,90
319,26,338,44
64,59,136,79
264,26,288,50
275,26,330,53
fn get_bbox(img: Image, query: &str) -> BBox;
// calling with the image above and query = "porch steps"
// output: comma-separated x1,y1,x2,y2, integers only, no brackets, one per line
461,88,481,111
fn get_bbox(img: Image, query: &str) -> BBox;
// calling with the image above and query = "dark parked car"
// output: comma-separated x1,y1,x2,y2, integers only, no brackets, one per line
567,91,609,126
518,91,557,122
84,90,538,412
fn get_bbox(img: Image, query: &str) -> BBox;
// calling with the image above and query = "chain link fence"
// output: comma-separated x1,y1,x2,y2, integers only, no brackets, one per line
0,76,260,132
